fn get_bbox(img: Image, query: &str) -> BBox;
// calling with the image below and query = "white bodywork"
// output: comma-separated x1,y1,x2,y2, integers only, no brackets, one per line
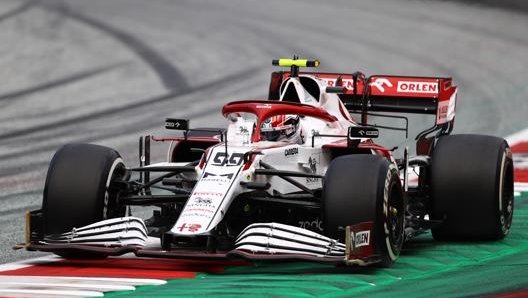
169,75,358,236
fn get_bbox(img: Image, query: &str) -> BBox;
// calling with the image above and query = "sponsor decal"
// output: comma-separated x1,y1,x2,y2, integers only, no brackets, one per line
202,172,234,180
175,223,202,233
184,197,216,217
236,125,252,144
346,222,375,262
184,208,214,214
180,209,214,218
349,126,380,138
179,212,213,220
181,192,223,218
284,147,299,156
256,103,272,109
322,78,355,90
438,104,449,122
165,120,181,129
362,130,378,136
298,217,323,232
238,126,249,134
201,172,234,184
305,155,320,183
306,177,320,183
351,230,370,248
193,191,223,197
397,81,437,93
165,118,189,130
211,152,245,166
370,78,393,93
194,197,213,205
180,211,214,220
308,156,317,173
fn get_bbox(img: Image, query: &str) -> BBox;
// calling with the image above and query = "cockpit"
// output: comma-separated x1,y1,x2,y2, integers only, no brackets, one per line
222,100,338,145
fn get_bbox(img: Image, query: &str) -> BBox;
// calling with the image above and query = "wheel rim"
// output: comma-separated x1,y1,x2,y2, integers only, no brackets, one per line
387,180,405,250
103,158,127,219
500,156,514,235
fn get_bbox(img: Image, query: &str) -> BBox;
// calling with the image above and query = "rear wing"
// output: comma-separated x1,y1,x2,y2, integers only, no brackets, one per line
268,71,457,129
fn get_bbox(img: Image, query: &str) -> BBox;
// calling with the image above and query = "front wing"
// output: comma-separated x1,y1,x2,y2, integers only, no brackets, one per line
23,217,382,266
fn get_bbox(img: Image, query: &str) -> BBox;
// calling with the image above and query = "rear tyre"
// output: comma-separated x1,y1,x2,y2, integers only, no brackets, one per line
431,134,514,240
43,144,128,257
323,155,404,267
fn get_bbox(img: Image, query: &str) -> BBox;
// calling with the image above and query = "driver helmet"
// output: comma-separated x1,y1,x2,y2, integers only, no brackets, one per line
260,114,301,142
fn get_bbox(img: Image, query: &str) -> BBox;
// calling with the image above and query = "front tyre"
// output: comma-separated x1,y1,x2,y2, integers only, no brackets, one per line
431,134,514,240
43,144,128,237
323,155,405,267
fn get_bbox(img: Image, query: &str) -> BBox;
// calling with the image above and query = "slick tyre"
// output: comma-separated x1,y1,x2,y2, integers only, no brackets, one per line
323,155,405,267
431,134,514,241
43,144,127,238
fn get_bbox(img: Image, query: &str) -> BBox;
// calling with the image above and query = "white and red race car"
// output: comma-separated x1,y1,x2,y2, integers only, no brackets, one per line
23,58,514,267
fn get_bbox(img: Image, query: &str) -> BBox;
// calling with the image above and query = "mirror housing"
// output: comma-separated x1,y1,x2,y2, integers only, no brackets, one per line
165,118,189,130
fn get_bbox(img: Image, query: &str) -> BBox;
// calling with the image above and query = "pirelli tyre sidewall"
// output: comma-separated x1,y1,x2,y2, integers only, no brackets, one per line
322,155,405,267
431,134,514,241
43,143,127,236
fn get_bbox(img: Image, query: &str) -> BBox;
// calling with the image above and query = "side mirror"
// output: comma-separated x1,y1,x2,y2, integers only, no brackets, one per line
348,126,379,139
165,118,189,130
325,86,345,93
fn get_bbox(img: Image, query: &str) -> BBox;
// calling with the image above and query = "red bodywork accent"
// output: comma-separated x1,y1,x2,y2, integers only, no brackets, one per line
346,221,375,263
338,100,354,121
151,136,219,143
323,139,392,159
416,136,435,155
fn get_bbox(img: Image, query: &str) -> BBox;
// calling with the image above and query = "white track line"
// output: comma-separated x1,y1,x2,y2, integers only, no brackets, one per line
0,288,104,297
0,280,135,291
0,255,61,271
0,275,166,286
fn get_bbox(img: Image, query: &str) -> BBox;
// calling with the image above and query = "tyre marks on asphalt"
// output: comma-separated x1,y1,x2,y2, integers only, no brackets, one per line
0,65,259,161
440,0,528,14
0,62,126,104
0,0,36,23
38,0,189,92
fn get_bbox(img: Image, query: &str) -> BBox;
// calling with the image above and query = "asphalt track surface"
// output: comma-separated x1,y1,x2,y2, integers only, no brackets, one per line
0,0,527,277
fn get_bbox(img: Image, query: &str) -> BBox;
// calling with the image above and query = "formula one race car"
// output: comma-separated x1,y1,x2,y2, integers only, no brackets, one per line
22,58,514,267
